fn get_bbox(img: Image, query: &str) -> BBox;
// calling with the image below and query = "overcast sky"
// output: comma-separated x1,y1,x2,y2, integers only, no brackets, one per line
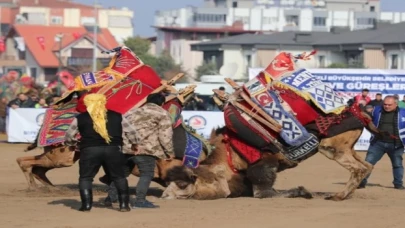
77,0,405,37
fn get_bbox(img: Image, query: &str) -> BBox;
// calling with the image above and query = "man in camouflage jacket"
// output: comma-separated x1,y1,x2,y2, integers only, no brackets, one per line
123,92,174,208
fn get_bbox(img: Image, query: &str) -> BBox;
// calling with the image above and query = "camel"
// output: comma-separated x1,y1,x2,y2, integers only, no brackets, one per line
162,126,314,200
161,115,375,201
161,65,380,201
16,86,210,191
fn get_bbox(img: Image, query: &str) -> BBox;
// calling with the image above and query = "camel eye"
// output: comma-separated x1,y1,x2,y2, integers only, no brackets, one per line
175,181,190,190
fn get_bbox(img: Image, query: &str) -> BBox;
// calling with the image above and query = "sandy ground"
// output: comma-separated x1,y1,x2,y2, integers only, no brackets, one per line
0,134,404,228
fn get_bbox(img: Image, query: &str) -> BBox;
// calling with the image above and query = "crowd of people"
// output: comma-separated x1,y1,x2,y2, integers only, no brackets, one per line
0,91,60,133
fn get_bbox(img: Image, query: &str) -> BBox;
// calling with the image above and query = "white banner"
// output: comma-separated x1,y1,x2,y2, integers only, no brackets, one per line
182,111,225,139
6,108,370,151
7,108,47,143
182,111,371,151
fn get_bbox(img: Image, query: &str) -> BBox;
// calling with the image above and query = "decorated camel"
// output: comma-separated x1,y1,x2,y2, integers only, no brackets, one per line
161,51,382,201
16,46,210,191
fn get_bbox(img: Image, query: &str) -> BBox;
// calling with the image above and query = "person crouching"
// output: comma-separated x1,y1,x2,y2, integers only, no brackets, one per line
64,93,131,212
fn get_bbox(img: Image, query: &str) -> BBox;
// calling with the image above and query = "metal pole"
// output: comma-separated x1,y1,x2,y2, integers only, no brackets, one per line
57,34,63,96
93,0,98,72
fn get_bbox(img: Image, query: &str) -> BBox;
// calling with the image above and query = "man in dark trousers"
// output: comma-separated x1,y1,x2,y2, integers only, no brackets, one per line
124,93,174,208
65,93,135,212
359,95,405,190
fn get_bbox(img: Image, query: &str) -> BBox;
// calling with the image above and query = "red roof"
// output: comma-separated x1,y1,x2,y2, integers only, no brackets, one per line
10,24,118,68
0,0,94,9
153,26,264,34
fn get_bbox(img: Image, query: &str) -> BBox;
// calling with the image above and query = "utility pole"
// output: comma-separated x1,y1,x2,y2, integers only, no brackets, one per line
56,33,64,96
93,0,98,72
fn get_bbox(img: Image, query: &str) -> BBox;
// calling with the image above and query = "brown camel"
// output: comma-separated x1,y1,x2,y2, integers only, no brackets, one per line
161,124,373,201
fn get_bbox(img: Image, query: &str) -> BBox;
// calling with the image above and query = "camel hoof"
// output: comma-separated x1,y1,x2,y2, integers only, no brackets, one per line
297,186,313,199
324,194,344,201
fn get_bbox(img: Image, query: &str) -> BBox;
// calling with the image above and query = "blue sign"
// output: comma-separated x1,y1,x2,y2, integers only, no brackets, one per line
312,73,405,94
249,68,405,95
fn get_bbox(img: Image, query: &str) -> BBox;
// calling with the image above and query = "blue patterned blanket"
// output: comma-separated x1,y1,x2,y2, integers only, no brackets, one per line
244,77,311,146
278,69,347,114
182,130,203,168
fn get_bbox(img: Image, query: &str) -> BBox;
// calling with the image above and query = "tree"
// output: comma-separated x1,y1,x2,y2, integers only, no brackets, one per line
327,63,366,68
123,36,151,56
195,61,219,81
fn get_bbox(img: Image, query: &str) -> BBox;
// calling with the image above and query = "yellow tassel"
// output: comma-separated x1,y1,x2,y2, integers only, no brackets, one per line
83,93,111,144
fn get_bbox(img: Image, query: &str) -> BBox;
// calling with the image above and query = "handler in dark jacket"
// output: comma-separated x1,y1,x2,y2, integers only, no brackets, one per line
359,95,404,190
65,93,132,212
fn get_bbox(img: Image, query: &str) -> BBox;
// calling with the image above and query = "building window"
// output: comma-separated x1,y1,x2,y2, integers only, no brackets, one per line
263,17,277,24
30,67,37,80
318,55,326,68
370,6,375,12
245,54,252,68
356,18,374,25
234,16,249,24
71,48,93,58
313,17,326,26
391,54,398,69
286,15,299,26
193,14,226,23
44,68,58,82
81,17,96,25
50,16,63,25
232,1,238,8
108,16,132,28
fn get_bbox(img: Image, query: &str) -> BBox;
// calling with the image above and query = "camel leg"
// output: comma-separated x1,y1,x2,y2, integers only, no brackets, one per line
351,150,373,178
318,130,371,201
32,166,54,187
16,156,39,190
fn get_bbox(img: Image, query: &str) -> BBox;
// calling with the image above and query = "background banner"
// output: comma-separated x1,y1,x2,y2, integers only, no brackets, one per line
7,108,46,143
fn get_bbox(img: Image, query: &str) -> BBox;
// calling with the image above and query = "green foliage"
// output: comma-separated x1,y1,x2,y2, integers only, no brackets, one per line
327,63,366,69
195,61,219,80
123,37,186,81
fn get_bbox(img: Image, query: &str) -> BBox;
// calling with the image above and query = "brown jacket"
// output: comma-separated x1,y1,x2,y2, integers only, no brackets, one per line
124,103,174,158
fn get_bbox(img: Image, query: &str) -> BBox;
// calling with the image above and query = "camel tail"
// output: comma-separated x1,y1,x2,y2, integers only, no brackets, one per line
25,132,39,152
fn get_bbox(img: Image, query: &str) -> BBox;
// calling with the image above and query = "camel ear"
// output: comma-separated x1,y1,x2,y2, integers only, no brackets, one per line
209,128,216,139
186,169,198,183
189,173,197,183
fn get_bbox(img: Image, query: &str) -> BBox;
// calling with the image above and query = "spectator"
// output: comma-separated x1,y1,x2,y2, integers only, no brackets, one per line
0,97,7,133
364,104,373,116
399,95,405,108
369,93,383,107
7,93,35,109
394,94,399,101
354,88,371,108
35,98,49,108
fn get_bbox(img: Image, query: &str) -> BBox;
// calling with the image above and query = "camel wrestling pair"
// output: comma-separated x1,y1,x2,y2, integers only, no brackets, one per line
17,47,381,203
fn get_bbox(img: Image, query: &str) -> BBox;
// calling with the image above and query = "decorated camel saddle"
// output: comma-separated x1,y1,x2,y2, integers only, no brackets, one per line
213,51,372,164
36,46,209,168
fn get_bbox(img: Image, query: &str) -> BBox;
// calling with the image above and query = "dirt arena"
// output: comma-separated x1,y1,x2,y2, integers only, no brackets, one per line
1,134,404,228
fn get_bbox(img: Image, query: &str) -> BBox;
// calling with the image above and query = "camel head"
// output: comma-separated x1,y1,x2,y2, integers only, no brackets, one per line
161,165,198,199
161,164,231,200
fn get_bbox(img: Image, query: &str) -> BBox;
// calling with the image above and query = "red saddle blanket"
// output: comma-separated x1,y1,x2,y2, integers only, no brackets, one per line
89,48,162,114
38,99,79,147
224,131,262,165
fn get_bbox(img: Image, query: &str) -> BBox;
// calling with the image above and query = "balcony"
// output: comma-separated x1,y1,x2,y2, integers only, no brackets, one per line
67,57,111,67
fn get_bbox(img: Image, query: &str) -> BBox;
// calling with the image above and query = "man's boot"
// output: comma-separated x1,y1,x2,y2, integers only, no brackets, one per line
79,189,93,212
115,179,131,212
